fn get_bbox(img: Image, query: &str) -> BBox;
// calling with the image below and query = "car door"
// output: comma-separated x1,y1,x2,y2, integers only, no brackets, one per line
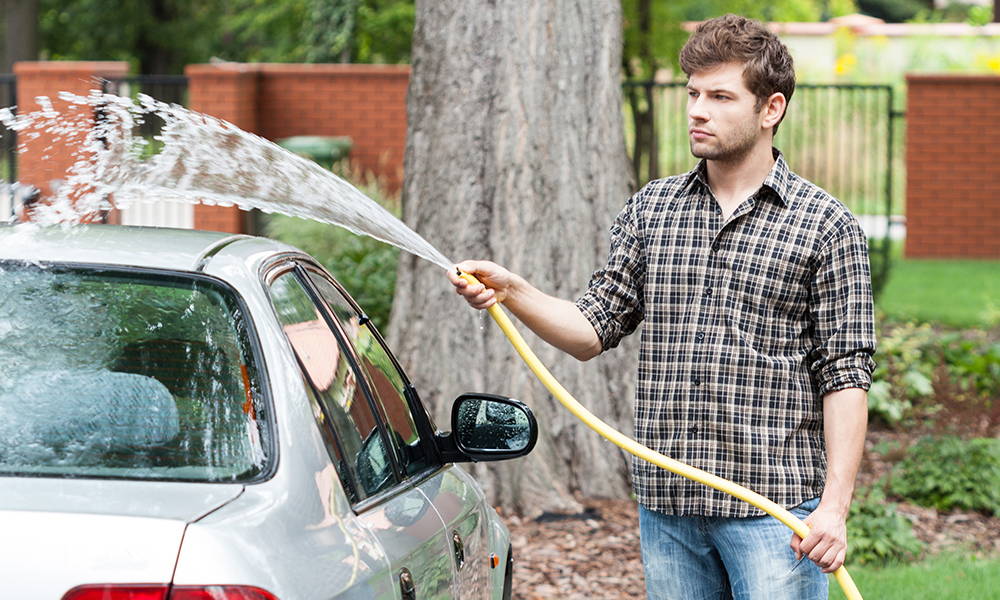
301,266,496,599
267,261,454,599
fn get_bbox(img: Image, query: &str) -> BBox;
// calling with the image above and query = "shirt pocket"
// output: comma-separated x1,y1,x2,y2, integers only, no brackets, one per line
724,250,811,357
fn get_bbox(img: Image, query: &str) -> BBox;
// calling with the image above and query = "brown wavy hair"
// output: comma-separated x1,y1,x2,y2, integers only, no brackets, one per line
680,14,795,133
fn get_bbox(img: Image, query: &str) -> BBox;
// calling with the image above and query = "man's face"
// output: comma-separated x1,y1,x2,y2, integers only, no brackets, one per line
686,62,766,162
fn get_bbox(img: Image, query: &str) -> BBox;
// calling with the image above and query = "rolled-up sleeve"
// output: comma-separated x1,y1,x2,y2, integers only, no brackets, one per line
575,191,646,352
808,218,877,395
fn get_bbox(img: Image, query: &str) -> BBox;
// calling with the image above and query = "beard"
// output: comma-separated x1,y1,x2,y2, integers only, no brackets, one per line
689,117,760,162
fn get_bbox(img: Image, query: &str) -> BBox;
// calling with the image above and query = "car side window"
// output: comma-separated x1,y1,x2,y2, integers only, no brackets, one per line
305,271,433,477
268,270,396,502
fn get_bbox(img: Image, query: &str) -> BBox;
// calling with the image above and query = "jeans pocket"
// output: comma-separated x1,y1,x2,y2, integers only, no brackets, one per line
790,496,821,519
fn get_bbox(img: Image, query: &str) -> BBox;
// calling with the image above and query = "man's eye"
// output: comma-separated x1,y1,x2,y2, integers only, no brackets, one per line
688,91,698,98
715,95,729,100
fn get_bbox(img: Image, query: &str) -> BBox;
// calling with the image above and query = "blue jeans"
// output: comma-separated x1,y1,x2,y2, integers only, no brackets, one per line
639,498,827,600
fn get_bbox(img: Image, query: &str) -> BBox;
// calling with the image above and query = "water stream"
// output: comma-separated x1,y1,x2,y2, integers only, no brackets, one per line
0,90,453,271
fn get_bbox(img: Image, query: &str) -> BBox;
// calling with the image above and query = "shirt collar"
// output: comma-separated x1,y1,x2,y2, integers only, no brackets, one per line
681,147,791,207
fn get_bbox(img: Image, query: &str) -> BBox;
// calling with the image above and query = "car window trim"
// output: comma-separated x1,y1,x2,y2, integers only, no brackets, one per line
262,259,407,489
295,263,445,469
291,263,408,484
260,256,456,512
0,260,279,485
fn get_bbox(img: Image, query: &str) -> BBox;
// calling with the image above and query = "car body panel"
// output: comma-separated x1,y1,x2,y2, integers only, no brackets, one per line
0,479,243,597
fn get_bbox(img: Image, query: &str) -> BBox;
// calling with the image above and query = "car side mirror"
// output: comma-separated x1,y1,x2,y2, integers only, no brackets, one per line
448,393,538,462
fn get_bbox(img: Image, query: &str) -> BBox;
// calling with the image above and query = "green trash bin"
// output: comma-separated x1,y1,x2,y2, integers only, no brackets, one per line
277,136,353,166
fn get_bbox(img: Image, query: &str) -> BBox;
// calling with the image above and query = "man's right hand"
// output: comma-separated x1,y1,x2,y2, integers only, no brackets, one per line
447,260,518,310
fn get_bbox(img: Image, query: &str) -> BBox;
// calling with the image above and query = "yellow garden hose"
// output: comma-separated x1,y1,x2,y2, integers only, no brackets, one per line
459,272,863,600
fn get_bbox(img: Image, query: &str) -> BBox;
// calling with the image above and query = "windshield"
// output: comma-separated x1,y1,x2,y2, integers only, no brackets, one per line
0,263,268,482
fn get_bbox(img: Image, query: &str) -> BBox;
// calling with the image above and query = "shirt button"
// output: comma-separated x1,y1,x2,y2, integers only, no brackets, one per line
711,242,721,252
703,287,713,297
695,332,705,342
693,376,702,386
688,425,699,434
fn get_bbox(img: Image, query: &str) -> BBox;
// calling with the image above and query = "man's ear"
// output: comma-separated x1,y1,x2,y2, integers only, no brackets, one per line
761,92,787,130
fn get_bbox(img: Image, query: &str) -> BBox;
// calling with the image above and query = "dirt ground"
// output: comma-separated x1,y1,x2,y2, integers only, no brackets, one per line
504,385,1000,599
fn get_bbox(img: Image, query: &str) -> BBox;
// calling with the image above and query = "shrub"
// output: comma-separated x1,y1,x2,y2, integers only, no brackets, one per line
869,322,938,426
262,167,401,330
889,437,1000,516
847,486,925,565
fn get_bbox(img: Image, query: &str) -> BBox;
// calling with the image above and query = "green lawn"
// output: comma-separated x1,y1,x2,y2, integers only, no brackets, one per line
829,554,1000,600
878,255,1000,328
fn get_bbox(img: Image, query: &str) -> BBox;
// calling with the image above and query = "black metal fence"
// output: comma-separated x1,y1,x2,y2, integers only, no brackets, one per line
102,75,189,139
1,74,17,185
624,82,896,294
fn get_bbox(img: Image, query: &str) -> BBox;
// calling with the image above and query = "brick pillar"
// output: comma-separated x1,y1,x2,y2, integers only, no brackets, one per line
185,63,261,234
14,61,129,202
906,75,1000,258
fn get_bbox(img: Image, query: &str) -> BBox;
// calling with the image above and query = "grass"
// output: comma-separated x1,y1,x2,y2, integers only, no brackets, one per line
877,248,1000,328
828,554,1000,600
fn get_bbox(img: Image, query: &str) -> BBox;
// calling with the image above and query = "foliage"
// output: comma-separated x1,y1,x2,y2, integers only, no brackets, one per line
352,0,415,64
940,337,1000,398
869,322,938,426
857,0,926,23
846,486,925,565
304,0,358,63
36,0,414,73
869,317,1000,426
262,167,400,330
889,437,1000,516
39,0,220,73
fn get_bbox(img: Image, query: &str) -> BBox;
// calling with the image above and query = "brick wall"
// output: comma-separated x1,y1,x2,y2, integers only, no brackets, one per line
255,64,409,191
12,61,409,234
14,61,129,211
186,64,261,233
184,62,410,234
906,75,1000,258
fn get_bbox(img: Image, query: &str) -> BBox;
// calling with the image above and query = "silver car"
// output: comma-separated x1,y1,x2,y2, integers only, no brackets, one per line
0,224,537,600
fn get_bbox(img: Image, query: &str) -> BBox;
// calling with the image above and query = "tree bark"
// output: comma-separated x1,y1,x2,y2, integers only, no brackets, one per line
3,0,39,74
391,0,638,515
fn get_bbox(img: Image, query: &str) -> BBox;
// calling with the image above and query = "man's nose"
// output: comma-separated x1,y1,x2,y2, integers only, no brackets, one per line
688,96,709,122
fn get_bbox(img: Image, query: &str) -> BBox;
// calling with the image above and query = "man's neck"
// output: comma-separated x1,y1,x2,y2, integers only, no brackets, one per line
704,140,775,217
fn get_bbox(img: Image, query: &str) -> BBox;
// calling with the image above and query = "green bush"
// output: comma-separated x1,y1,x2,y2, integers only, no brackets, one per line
869,322,938,426
847,486,925,565
262,168,401,330
869,322,999,426
940,337,1000,399
889,437,1000,516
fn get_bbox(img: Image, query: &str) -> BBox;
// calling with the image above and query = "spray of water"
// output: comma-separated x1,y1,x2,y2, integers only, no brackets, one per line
0,90,453,271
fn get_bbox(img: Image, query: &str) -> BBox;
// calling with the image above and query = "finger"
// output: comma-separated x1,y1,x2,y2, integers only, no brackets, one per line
798,532,819,557
789,534,802,560
455,260,491,277
807,537,834,565
825,548,847,574
815,545,840,573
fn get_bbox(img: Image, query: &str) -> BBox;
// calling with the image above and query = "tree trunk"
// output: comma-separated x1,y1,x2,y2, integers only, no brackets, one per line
390,0,638,516
3,0,39,73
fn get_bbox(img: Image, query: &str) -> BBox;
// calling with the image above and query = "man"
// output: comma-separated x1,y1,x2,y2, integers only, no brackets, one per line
449,14,874,600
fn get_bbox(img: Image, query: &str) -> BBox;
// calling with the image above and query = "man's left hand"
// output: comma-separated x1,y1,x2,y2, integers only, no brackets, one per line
790,505,848,573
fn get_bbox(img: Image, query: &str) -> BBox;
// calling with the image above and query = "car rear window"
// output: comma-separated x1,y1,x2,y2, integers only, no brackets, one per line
0,263,269,482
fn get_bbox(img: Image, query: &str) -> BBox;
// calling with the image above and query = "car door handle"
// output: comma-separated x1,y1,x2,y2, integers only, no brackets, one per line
451,530,466,570
399,567,416,600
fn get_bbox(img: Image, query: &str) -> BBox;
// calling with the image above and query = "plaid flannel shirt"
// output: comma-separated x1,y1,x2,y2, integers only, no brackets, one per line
576,149,876,517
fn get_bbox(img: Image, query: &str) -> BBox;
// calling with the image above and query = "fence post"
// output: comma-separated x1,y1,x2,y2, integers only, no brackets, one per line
185,63,261,234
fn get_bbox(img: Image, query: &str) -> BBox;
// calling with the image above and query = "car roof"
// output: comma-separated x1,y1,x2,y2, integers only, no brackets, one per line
0,224,296,272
